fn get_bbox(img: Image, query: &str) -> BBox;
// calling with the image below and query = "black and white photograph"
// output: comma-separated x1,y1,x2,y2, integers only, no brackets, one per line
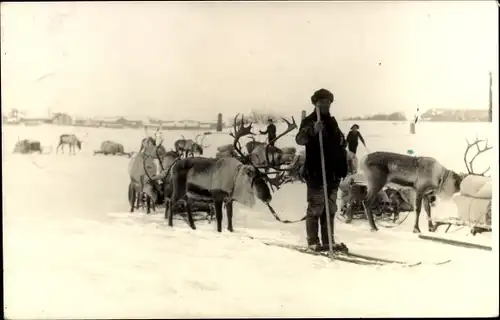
2,1,498,318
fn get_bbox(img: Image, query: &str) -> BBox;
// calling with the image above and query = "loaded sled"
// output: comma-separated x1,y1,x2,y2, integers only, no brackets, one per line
338,173,420,225
128,177,215,220
428,137,492,237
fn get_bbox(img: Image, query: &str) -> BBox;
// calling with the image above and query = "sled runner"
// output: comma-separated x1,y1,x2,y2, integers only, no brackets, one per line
418,234,492,252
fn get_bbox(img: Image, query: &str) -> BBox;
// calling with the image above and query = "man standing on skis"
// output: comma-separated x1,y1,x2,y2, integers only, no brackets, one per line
295,88,348,251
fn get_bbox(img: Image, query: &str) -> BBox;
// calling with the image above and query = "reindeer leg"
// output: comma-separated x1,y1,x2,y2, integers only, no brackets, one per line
392,202,400,223
184,197,196,230
135,191,141,209
146,196,151,214
423,196,434,232
226,200,234,232
168,195,176,227
214,200,223,232
362,167,386,231
129,183,136,212
413,194,424,233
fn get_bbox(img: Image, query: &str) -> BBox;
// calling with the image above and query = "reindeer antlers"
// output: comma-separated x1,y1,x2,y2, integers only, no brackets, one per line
231,114,255,160
194,133,210,148
464,135,493,176
265,117,297,171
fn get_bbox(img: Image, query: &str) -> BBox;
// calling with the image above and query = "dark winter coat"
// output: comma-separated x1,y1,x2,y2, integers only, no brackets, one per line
260,123,277,142
295,112,348,189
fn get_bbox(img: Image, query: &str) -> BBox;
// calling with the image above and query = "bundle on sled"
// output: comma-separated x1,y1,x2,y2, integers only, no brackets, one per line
432,137,492,235
13,139,52,154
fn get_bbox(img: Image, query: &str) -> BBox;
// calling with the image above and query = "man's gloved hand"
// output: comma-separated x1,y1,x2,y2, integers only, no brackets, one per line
314,121,323,134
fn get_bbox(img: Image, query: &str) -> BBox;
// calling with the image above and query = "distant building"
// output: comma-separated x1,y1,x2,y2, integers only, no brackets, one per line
52,113,73,125
4,109,25,124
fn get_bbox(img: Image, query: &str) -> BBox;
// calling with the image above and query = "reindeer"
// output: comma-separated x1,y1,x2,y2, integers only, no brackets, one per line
174,133,209,158
245,136,266,154
128,141,180,214
163,114,297,232
280,146,297,165
215,143,238,159
240,122,296,170
56,133,86,155
360,151,463,233
94,140,127,156
139,127,162,153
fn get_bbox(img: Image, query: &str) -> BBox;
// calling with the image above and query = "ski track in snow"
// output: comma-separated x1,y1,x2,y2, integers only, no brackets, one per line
3,122,498,318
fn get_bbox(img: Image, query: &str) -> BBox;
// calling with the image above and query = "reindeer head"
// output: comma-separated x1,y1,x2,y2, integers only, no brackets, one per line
75,132,88,150
191,143,204,156
142,137,156,148
192,133,210,156
233,164,273,207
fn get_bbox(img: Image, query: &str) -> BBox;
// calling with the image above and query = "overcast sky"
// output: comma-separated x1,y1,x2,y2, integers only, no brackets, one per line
1,1,498,121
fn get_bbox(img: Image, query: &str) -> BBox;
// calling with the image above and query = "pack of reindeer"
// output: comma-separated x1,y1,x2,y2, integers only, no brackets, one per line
127,114,299,232
12,116,491,237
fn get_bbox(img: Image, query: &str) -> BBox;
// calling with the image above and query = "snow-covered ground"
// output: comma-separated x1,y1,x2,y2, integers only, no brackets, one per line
3,121,498,318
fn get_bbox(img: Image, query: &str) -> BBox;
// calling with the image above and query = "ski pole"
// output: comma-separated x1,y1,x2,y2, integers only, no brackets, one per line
315,106,334,260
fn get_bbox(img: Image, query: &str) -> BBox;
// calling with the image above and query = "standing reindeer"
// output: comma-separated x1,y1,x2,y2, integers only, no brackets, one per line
174,133,209,158
164,114,296,232
128,141,179,214
139,127,163,153
360,151,463,232
56,133,86,155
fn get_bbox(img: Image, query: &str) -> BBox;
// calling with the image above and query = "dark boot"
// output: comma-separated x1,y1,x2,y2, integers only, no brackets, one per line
320,213,334,247
306,216,320,250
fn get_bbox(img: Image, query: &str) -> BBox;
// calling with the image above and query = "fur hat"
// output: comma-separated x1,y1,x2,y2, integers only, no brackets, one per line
311,88,334,105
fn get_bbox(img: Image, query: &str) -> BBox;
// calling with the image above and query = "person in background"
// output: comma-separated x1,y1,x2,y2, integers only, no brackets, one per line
295,88,348,252
259,118,277,146
346,124,366,155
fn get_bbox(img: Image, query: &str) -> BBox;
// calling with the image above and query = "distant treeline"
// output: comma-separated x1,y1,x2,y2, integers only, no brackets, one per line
343,112,407,121
344,108,490,122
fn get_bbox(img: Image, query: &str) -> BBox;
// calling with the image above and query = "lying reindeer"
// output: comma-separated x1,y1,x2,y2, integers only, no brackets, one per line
360,151,462,232
94,140,129,156
56,133,86,155
215,143,238,159
164,114,297,232
174,133,209,158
